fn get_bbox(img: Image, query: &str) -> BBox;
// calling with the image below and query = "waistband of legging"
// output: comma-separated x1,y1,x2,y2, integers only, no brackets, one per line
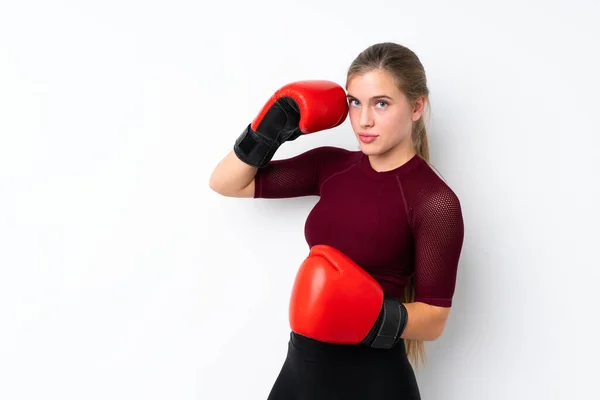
289,331,406,358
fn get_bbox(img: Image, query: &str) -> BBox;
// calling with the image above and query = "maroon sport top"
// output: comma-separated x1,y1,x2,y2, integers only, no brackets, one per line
254,146,465,307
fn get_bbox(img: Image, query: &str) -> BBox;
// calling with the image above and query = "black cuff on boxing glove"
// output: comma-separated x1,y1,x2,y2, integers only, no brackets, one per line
233,123,281,168
233,97,302,168
361,294,408,349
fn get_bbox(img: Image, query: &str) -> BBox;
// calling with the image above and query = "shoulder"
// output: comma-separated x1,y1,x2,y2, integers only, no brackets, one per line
410,159,461,200
293,146,363,191
318,146,363,171
405,160,464,226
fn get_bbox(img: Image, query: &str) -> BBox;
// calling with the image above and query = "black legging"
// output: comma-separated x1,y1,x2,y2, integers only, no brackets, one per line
267,331,421,399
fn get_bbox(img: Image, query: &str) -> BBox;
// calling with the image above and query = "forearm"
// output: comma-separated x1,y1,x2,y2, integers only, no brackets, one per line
400,302,449,341
209,151,257,197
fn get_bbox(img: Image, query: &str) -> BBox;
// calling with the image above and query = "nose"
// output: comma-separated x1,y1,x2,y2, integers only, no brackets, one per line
359,106,374,129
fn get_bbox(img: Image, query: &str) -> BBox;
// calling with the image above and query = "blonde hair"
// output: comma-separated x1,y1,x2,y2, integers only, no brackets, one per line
346,42,432,370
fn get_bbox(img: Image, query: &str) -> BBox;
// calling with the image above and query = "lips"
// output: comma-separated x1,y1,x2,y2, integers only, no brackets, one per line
358,133,378,144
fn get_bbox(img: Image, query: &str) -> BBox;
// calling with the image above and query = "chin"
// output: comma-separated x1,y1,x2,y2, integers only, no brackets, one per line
358,144,382,156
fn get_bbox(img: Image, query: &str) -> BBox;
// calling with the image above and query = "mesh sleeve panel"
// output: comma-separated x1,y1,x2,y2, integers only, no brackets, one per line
408,181,465,307
254,146,349,199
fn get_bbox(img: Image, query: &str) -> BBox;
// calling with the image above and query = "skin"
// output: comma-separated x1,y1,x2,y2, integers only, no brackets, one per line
346,69,451,341
346,68,423,172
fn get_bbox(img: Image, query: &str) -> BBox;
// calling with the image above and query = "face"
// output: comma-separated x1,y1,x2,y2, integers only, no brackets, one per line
346,69,425,158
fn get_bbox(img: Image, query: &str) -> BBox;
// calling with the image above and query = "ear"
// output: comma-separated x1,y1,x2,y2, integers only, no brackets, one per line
411,96,426,122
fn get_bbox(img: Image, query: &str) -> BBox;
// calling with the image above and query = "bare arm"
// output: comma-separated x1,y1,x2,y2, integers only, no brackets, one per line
209,150,257,198
401,302,451,341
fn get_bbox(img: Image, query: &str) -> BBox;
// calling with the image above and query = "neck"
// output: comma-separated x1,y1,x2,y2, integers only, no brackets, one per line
368,142,417,172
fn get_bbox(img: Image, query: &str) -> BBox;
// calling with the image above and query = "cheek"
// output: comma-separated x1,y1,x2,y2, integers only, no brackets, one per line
378,110,408,135
348,108,361,129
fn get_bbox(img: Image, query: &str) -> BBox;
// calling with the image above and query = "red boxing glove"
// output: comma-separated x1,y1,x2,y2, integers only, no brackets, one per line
289,245,408,349
234,80,348,168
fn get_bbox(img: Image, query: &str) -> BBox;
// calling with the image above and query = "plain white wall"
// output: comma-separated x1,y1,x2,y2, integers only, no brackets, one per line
1,1,599,399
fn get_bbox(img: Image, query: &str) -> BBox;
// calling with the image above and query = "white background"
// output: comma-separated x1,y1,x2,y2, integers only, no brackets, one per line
1,1,599,399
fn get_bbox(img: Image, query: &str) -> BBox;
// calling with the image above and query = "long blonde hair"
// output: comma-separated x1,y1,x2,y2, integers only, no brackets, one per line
346,42,432,370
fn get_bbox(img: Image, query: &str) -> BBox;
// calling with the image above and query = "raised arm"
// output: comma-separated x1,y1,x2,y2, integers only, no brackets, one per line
208,80,348,198
209,150,257,198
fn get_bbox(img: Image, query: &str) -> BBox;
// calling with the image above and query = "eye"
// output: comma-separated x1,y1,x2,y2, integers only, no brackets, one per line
349,99,360,107
376,100,388,108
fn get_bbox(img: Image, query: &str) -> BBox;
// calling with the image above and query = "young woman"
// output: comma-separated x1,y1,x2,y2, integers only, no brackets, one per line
209,42,465,400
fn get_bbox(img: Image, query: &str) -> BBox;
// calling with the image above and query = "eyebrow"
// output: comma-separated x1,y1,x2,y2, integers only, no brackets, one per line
346,94,394,100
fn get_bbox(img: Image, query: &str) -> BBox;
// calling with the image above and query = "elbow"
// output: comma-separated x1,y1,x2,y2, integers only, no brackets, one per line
426,303,451,341
430,327,444,341
430,321,447,341
208,175,242,198
420,329,442,342
208,175,219,194
208,173,225,196
420,326,443,342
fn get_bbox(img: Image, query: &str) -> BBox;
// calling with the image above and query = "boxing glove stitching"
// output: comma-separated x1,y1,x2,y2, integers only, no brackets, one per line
391,302,403,346
394,303,408,347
